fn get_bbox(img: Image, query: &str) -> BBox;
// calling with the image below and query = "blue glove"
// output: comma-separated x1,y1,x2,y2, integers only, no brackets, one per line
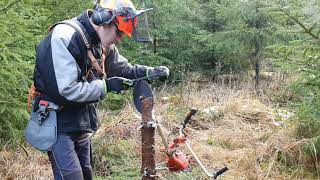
106,77,132,93
147,66,170,81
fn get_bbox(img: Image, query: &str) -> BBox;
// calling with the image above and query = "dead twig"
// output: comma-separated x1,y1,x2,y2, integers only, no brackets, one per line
19,144,29,157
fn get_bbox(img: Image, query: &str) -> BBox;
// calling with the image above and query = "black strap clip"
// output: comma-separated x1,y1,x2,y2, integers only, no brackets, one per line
37,100,49,124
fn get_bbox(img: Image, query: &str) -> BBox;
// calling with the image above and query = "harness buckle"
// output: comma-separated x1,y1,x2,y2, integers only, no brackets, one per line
37,100,49,124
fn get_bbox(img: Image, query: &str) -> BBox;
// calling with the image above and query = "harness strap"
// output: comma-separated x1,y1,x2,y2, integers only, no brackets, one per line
27,83,41,112
49,20,107,78
49,20,91,49
28,20,109,111
87,49,105,77
85,46,108,79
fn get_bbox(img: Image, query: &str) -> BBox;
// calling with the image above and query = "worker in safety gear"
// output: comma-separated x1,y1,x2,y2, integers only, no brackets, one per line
32,0,169,179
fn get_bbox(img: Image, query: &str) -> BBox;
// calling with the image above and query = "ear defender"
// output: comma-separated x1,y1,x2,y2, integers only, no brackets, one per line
91,7,115,25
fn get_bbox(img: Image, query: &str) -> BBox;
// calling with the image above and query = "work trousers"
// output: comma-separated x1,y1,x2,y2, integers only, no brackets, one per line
48,132,93,180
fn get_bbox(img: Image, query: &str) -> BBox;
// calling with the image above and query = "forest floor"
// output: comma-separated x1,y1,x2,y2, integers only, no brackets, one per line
0,76,315,179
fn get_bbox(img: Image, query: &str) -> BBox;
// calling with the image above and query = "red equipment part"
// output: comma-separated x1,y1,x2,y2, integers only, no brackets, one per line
166,151,189,172
166,136,189,172
168,136,186,149
39,100,49,107
156,108,228,179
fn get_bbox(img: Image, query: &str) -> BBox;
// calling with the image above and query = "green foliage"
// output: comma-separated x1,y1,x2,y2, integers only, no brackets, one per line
121,0,284,76
266,1,320,174
0,0,41,62
98,92,132,111
117,0,202,73
1,2,320,178
292,84,320,139
303,136,320,172
0,61,33,144
0,0,90,143
267,5,320,140
92,136,140,178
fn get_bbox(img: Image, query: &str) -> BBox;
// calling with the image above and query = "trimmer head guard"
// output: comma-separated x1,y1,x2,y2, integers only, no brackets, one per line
133,80,153,113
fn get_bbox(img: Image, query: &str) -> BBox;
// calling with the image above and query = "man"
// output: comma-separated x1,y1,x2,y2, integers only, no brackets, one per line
32,0,169,179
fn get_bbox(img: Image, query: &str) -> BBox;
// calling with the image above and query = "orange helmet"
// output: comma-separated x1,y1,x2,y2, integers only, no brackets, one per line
95,0,152,39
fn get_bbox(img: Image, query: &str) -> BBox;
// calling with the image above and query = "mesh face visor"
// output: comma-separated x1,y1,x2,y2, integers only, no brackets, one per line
95,0,153,42
133,9,153,42
116,7,153,42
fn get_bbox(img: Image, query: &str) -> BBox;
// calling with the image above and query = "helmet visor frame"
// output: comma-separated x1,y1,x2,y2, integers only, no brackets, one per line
95,6,153,42
116,8,153,42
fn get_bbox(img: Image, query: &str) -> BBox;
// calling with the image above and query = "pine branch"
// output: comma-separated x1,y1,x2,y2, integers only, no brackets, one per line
280,8,320,41
0,0,21,13
309,23,317,32
304,82,320,88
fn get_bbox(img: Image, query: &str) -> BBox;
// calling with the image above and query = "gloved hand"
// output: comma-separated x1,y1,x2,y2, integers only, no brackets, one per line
105,77,133,93
147,66,170,81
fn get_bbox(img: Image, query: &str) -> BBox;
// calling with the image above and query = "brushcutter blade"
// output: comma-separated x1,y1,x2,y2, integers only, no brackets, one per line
133,80,153,113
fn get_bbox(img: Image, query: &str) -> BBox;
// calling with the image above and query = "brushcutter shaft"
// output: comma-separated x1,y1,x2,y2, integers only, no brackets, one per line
185,140,213,177
185,140,228,178
182,108,197,128
157,124,169,149
179,108,228,179
133,71,167,82
111,72,168,89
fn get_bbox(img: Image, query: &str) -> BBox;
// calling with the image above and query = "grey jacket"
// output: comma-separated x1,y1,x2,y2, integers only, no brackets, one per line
33,10,148,132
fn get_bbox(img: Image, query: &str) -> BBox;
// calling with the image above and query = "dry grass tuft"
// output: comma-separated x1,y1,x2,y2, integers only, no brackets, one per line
153,80,309,179
0,77,313,179
0,148,51,180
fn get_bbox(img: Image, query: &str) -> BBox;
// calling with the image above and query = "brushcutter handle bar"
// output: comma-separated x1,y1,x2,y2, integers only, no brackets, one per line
182,108,197,128
213,166,228,179
133,72,167,83
110,72,168,89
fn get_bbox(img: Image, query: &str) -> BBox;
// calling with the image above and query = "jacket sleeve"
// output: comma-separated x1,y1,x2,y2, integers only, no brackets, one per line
106,45,149,79
50,24,106,103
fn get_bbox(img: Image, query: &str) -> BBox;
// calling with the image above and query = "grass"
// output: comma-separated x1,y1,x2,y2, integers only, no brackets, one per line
0,148,51,179
0,76,317,179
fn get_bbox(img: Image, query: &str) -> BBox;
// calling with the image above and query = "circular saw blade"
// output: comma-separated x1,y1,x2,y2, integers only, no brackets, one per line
133,80,153,114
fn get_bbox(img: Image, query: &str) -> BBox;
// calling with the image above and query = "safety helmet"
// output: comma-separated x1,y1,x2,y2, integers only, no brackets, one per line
93,0,152,41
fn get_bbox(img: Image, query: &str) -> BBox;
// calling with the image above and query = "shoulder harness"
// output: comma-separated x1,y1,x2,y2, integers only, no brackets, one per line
49,20,107,80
